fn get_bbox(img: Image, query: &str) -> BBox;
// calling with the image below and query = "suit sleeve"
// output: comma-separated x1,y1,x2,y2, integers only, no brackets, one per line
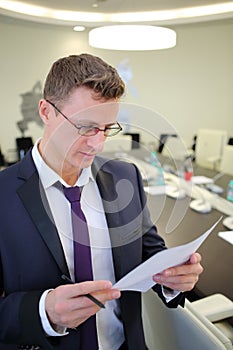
19,291,54,349
0,279,53,348
0,161,65,347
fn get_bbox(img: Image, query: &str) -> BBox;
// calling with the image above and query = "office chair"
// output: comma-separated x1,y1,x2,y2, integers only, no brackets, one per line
157,133,177,153
124,132,140,149
142,289,233,350
157,133,194,161
220,145,233,175
191,294,233,343
195,129,228,170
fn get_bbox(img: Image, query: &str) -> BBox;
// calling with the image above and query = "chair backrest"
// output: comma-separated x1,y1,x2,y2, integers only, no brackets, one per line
220,145,233,175
142,290,233,350
195,129,228,170
159,135,191,160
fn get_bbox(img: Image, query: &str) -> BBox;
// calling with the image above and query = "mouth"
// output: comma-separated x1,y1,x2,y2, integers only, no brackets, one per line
79,151,97,157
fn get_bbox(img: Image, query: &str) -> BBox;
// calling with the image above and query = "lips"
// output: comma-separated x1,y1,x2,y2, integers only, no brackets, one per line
80,151,97,157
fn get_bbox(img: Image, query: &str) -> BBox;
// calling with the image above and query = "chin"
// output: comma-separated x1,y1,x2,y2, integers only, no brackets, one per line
77,156,95,169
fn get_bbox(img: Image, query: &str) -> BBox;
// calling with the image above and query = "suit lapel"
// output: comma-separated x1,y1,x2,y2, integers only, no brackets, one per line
93,157,143,282
17,154,70,277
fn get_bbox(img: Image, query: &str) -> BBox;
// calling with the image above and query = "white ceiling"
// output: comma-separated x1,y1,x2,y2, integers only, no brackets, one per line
16,0,233,12
1,0,233,27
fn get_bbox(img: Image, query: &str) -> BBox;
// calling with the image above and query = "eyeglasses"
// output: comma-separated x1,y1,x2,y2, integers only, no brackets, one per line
46,100,122,137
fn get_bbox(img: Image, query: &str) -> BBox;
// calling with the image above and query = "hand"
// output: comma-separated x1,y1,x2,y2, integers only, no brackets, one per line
45,280,120,330
152,252,203,292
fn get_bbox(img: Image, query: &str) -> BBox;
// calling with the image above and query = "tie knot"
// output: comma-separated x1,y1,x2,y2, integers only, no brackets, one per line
63,186,82,203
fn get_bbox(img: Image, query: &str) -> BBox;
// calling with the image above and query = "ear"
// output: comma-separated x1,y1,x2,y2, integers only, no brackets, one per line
39,99,51,125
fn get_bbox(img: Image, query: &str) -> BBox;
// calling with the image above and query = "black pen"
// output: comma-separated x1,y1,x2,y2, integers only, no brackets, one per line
61,274,105,309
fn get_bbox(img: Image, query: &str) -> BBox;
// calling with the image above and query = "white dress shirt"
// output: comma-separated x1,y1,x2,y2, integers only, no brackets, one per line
32,140,125,350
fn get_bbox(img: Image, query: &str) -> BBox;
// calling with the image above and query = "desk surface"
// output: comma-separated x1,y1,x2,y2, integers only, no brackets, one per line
147,164,233,300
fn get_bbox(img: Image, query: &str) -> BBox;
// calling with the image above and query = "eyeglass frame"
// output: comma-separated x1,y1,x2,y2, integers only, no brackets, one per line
46,99,123,137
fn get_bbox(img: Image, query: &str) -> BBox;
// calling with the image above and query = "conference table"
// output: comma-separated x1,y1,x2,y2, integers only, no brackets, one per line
147,160,233,301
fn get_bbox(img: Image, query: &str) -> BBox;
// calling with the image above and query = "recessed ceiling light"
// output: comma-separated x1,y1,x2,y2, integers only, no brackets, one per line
73,25,85,32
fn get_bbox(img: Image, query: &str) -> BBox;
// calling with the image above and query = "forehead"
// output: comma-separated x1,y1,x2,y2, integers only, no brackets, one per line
64,87,119,123
64,86,115,110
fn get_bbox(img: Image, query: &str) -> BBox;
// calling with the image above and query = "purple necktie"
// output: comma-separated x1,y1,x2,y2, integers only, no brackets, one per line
63,186,98,349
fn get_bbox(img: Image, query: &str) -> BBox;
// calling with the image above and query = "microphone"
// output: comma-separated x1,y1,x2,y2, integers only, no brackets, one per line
164,156,192,200
223,216,233,230
189,185,212,214
205,172,224,194
164,173,187,199
165,183,186,199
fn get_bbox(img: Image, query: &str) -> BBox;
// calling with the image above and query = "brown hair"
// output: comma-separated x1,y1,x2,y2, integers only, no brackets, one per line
43,53,125,105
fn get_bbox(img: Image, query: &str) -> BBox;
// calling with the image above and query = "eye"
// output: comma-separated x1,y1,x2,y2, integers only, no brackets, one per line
78,126,97,136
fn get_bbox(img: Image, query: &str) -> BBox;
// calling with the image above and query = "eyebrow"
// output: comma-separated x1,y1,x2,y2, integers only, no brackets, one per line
73,120,117,127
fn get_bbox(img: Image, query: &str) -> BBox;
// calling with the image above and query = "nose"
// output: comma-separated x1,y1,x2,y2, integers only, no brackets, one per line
86,131,106,150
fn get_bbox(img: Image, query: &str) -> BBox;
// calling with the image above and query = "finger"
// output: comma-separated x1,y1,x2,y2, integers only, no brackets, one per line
93,288,121,302
168,263,203,277
153,273,200,292
156,258,203,278
55,288,121,329
153,270,199,284
189,252,202,264
60,280,113,299
63,287,121,314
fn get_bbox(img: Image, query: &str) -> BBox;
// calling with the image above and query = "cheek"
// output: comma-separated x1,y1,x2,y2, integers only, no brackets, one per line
96,141,105,152
67,137,86,156
57,124,82,147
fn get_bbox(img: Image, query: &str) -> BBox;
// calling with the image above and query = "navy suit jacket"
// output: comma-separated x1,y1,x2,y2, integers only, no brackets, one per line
0,151,185,349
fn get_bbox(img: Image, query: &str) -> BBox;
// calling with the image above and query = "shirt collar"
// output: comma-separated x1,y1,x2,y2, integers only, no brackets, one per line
32,138,93,189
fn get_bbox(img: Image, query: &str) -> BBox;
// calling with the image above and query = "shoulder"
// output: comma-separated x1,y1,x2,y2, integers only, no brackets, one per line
0,151,36,186
94,155,138,171
0,162,20,180
94,155,140,177
93,155,145,197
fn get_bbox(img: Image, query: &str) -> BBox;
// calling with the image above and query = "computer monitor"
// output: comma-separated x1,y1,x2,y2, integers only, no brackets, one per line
16,137,33,160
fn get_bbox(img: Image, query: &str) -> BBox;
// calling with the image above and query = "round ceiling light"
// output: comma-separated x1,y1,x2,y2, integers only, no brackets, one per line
73,25,86,31
89,25,176,51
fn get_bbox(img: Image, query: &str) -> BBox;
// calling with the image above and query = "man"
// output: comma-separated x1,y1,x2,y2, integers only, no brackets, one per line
0,54,203,350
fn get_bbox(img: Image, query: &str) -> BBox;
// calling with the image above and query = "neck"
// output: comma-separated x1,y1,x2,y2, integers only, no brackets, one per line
38,139,81,186
61,170,81,186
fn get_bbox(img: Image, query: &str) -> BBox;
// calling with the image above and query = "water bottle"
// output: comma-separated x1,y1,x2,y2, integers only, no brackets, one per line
150,150,164,186
226,180,233,202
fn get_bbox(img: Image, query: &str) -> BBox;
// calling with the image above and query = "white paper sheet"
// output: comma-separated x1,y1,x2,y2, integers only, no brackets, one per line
218,231,233,245
113,217,222,292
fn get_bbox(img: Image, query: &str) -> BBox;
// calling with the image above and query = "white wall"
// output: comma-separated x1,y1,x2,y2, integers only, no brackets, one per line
0,15,233,157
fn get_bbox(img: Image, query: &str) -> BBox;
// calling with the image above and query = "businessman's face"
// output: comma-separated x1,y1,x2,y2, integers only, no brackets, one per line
39,86,119,181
